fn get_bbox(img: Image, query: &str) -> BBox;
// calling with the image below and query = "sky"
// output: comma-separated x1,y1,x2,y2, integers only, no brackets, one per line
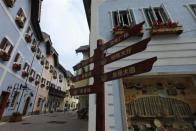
40,0,89,73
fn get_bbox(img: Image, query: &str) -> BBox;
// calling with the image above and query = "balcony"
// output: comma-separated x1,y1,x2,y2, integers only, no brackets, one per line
0,49,10,61
15,15,25,28
31,45,36,52
25,33,32,43
35,80,40,85
29,76,34,82
3,0,16,8
150,21,183,35
22,70,29,77
12,62,21,71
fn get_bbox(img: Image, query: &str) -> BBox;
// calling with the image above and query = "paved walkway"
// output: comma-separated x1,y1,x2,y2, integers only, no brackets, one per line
0,111,88,131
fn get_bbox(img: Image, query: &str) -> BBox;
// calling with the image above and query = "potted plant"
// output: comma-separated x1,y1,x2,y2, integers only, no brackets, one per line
12,62,21,71
15,15,25,28
25,33,32,43
9,112,22,122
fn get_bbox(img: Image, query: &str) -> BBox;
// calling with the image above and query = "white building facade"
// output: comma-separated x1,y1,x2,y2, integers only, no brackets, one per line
85,0,196,131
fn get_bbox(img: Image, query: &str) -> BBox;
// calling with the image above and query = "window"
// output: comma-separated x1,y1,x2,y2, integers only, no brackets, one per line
23,62,30,72
36,48,41,59
3,0,16,8
37,98,42,107
15,8,26,28
12,53,22,71
10,91,19,108
59,74,63,82
13,53,22,64
41,78,46,87
46,81,50,89
29,69,35,79
40,55,45,65
45,60,49,69
31,39,37,52
0,37,13,61
25,27,33,43
143,6,171,27
35,74,41,85
53,70,57,79
110,10,135,28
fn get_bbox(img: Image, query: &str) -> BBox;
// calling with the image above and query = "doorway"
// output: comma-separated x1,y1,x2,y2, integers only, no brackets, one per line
0,91,10,120
22,97,30,115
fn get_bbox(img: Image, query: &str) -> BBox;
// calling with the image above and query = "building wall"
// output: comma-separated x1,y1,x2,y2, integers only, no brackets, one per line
89,0,196,131
0,0,43,118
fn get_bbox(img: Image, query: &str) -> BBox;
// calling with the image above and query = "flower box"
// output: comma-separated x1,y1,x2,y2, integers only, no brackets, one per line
15,15,25,28
35,80,40,85
29,76,34,82
151,21,183,35
59,79,62,83
3,0,16,8
40,60,44,65
112,25,142,36
41,83,45,87
49,69,53,73
31,45,36,52
0,49,10,61
36,55,41,60
12,63,21,71
25,33,32,43
22,70,29,77
53,75,57,79
45,65,49,69
9,112,22,122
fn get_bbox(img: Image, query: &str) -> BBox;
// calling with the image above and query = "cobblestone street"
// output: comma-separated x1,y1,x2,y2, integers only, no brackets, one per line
0,112,87,131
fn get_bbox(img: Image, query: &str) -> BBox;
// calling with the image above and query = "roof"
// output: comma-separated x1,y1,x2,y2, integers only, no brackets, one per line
75,45,90,53
57,64,67,76
31,0,44,41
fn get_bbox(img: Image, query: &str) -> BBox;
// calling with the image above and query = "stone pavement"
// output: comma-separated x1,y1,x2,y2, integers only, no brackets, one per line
0,111,88,131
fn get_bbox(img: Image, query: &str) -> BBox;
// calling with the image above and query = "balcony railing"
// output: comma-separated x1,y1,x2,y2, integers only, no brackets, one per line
3,0,16,8
12,62,21,71
0,49,10,61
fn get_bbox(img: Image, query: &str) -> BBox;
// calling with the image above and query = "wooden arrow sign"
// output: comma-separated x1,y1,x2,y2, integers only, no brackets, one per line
69,85,95,96
100,21,145,51
103,37,151,65
73,56,94,71
101,57,157,82
71,70,93,82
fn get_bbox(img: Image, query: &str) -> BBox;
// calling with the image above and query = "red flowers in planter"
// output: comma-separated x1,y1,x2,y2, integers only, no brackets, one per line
152,21,179,28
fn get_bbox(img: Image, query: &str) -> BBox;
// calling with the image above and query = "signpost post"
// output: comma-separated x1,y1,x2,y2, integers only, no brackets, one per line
70,22,157,131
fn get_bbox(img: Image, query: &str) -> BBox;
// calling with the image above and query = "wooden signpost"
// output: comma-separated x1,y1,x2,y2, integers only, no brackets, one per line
70,21,157,131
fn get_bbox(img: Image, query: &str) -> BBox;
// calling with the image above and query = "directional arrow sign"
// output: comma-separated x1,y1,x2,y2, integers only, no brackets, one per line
69,85,95,96
100,21,145,51
101,57,157,82
103,37,151,65
71,70,93,82
73,56,94,71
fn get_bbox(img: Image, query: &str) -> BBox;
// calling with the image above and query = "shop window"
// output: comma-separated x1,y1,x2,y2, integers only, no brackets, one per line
0,37,13,61
110,9,135,35
22,62,29,77
15,8,26,28
25,27,33,43
35,74,41,85
10,91,19,108
29,69,35,82
12,52,22,71
37,98,42,107
3,0,16,8
31,39,37,53
41,77,46,87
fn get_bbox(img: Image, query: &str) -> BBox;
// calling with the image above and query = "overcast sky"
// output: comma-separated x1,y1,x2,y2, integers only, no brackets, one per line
40,0,89,73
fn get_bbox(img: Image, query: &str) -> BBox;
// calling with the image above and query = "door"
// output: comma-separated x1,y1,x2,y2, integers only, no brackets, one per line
22,97,30,115
0,91,10,120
